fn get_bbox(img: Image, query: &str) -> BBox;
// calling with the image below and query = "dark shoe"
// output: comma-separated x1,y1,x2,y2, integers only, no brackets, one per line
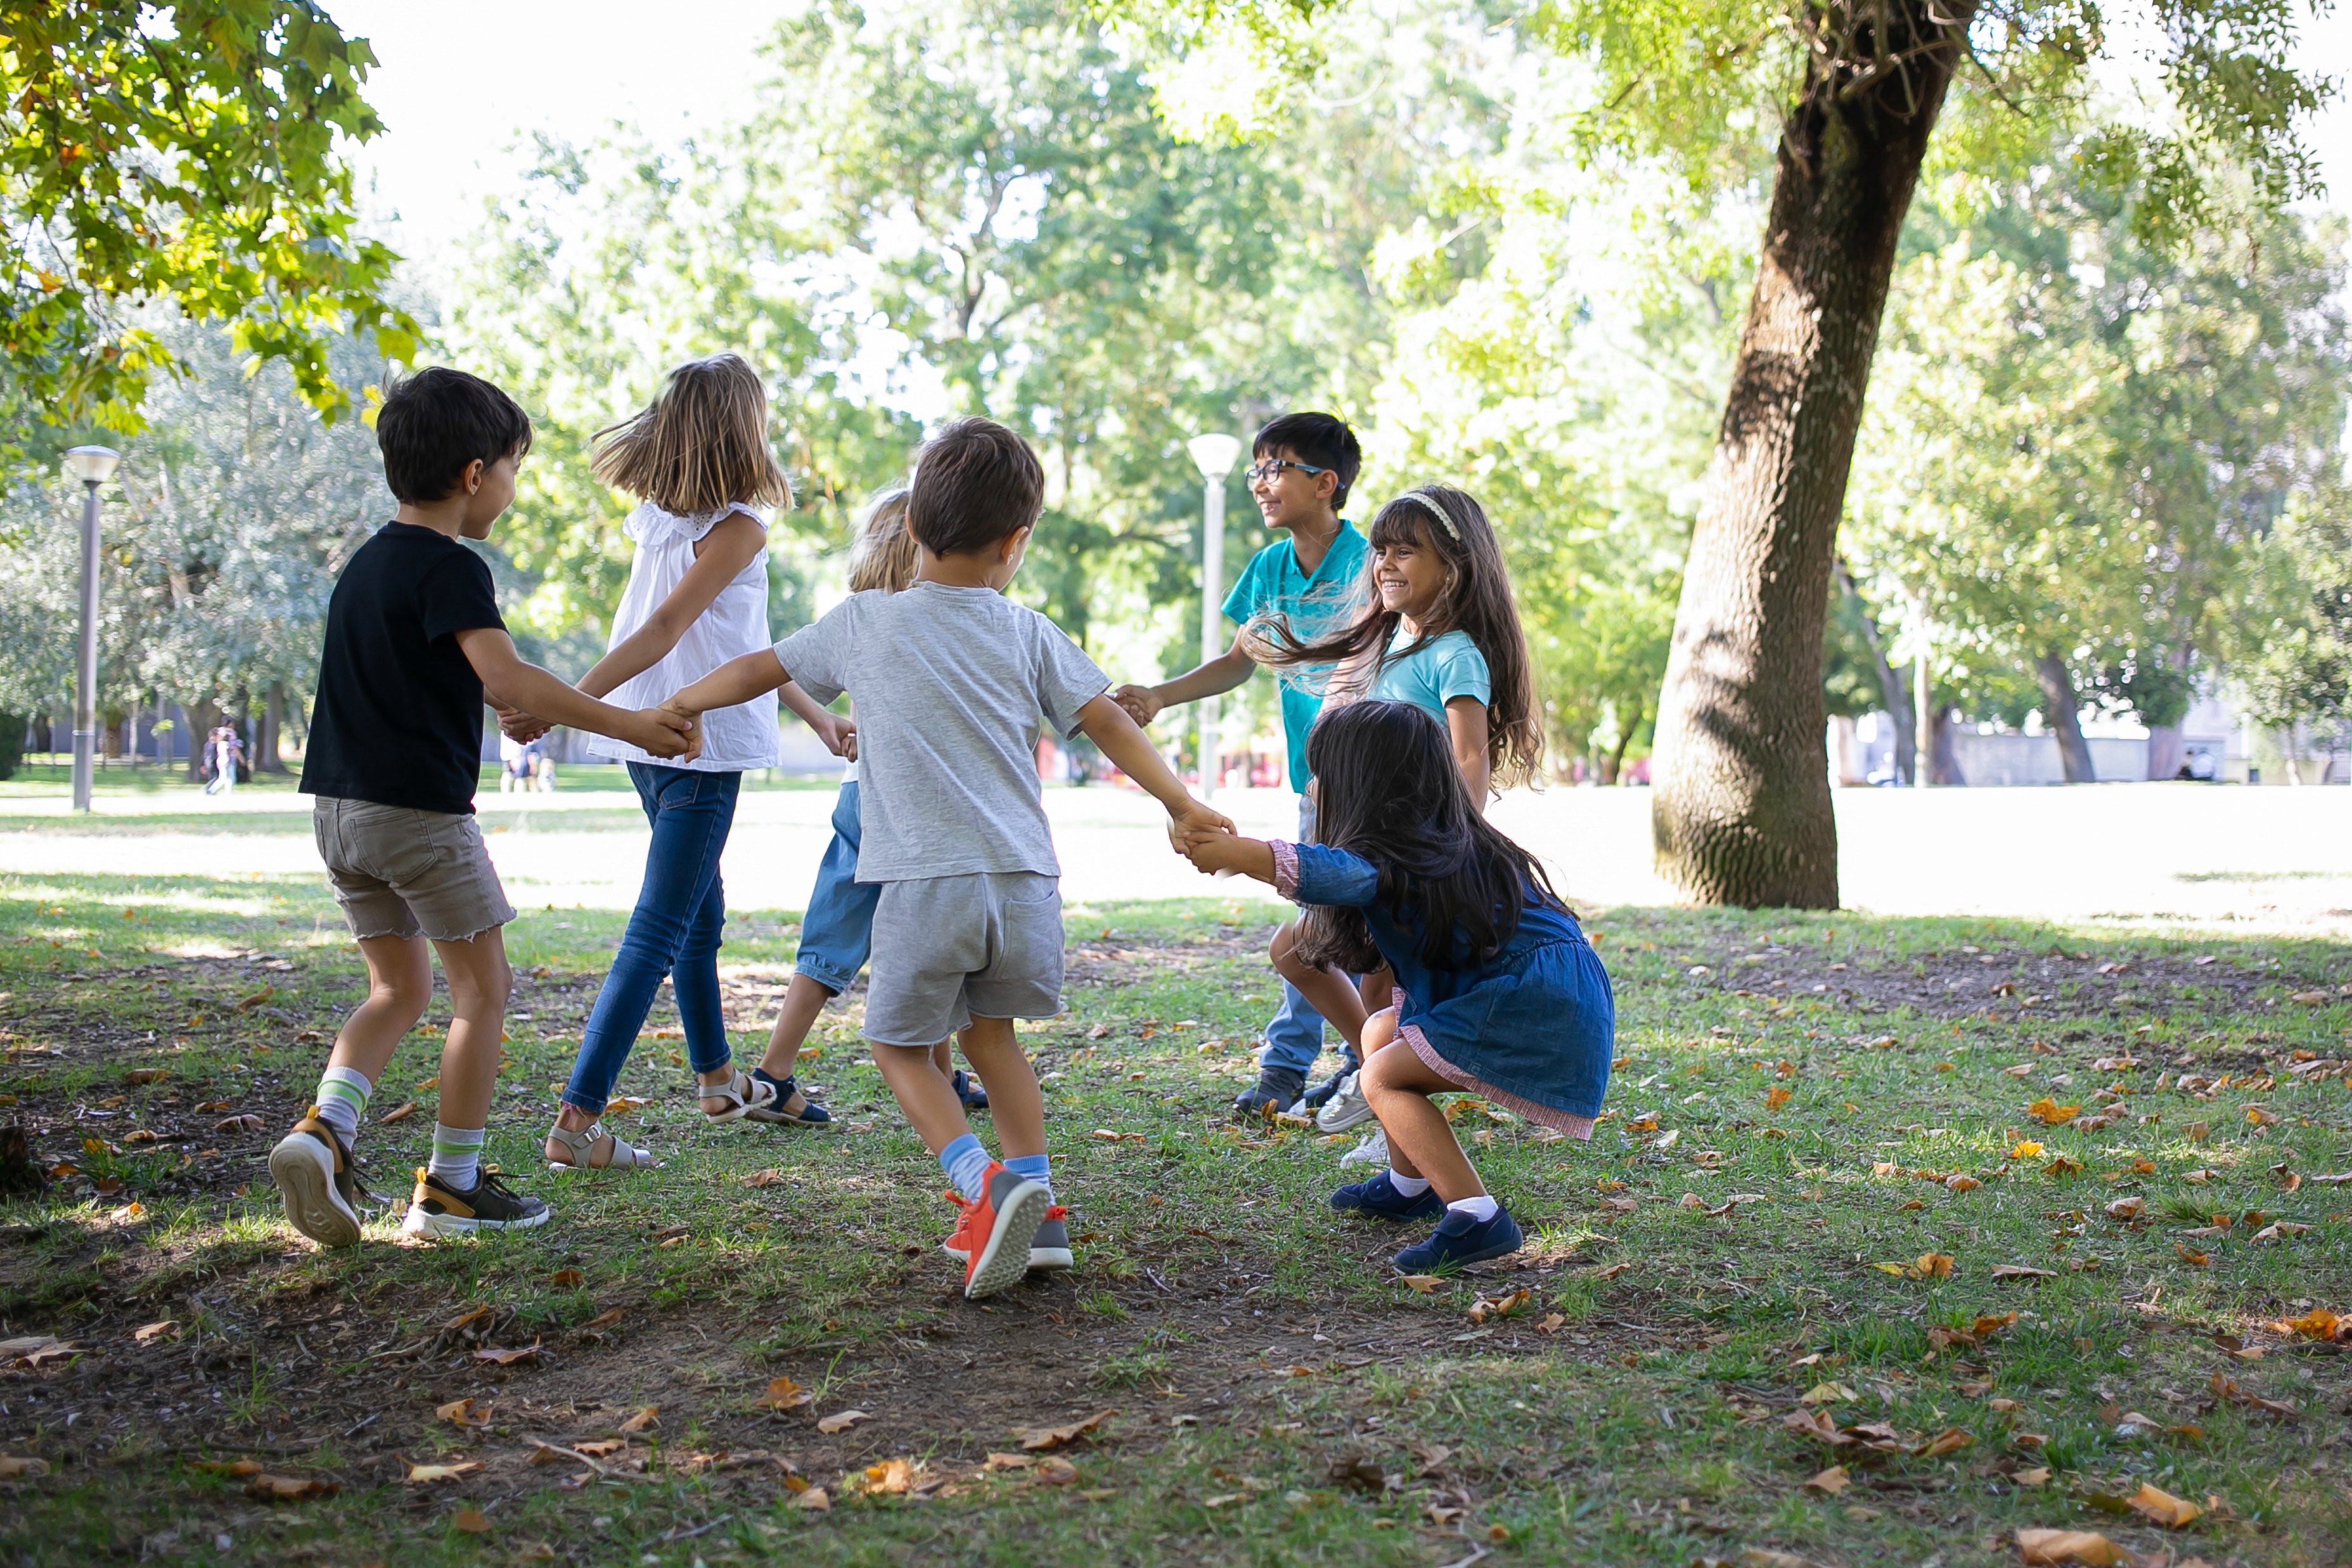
746,1069,831,1127
1393,1205,1524,1273
1026,1205,1073,1271
399,1167,551,1238
1300,1054,1361,1112
953,1069,989,1112
1329,1169,1444,1222
1231,1067,1305,1121
268,1107,373,1247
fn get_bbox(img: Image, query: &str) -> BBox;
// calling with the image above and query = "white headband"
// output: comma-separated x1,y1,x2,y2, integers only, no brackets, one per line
1394,489,1458,539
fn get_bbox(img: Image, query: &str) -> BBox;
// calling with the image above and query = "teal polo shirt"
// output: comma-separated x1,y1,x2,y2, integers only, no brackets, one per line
1221,522,1368,792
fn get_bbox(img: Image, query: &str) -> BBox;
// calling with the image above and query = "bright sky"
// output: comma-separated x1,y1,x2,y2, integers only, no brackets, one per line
327,0,2352,276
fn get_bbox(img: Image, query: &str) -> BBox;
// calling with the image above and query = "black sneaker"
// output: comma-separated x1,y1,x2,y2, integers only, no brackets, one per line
1299,1053,1361,1112
399,1167,551,1238
268,1107,375,1247
1232,1066,1306,1121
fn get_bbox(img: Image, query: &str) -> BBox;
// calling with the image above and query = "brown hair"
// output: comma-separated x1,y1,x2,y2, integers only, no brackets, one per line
906,417,1044,556
847,487,918,594
589,353,791,515
1266,485,1543,790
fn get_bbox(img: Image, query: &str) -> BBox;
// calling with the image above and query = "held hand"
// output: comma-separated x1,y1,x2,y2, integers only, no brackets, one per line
631,706,697,761
1111,683,1163,724
496,705,551,743
659,698,705,762
1170,797,1235,840
816,712,858,760
1181,831,1256,876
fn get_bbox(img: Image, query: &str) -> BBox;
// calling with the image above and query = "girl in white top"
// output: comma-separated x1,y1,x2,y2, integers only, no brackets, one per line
522,354,849,1171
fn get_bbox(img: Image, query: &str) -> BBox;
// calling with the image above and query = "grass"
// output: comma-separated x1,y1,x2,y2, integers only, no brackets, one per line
1,823,2349,1565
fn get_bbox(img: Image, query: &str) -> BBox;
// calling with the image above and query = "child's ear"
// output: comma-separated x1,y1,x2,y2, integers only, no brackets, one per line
458,458,486,496
1002,525,1033,562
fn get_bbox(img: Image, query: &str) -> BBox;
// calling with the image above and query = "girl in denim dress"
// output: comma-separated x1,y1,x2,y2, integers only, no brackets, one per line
1182,699,1612,1271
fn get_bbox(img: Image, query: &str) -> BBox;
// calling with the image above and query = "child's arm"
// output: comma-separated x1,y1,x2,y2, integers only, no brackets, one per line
1112,629,1256,723
663,648,794,726
780,682,855,759
1181,832,1278,885
1448,697,1492,804
575,513,767,698
1073,693,1232,838
454,627,694,757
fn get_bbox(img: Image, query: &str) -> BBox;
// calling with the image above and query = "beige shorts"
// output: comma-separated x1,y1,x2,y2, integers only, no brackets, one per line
313,797,515,942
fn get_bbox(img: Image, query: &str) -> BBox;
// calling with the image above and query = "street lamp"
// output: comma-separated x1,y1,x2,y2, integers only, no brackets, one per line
63,446,120,813
1186,432,1242,799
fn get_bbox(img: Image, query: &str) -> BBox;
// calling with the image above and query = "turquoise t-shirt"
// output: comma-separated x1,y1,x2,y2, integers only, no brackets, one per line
1223,523,1368,791
1372,626,1491,727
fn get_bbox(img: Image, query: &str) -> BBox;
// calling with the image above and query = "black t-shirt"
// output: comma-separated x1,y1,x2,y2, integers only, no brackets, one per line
300,522,506,815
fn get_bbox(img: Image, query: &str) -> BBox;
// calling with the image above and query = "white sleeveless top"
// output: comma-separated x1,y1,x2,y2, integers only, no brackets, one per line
586,501,780,773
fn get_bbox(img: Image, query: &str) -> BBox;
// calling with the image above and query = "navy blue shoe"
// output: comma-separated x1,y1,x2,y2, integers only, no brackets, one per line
1393,1205,1524,1273
953,1069,989,1112
1328,1170,1445,1222
746,1070,831,1127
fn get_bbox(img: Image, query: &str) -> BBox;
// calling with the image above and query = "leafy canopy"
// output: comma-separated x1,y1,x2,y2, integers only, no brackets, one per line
2,1,416,432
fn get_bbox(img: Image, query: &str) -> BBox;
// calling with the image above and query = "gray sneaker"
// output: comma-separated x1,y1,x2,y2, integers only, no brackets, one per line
1315,1070,1375,1131
1027,1205,1072,1271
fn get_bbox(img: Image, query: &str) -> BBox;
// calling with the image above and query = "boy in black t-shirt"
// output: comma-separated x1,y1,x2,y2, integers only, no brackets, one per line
273,368,695,1248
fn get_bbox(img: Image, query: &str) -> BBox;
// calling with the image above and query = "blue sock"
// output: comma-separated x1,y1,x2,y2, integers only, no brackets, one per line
939,1133,993,1202
1005,1153,1053,1200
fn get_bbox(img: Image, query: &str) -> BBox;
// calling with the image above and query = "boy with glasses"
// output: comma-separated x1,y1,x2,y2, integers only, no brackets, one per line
1114,411,1368,1118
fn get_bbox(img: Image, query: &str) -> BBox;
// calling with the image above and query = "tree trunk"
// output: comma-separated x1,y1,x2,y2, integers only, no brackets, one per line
184,698,221,781
1928,704,1965,786
2034,653,2095,783
1650,0,1971,907
257,683,290,773
1607,718,1640,787
1835,560,1912,784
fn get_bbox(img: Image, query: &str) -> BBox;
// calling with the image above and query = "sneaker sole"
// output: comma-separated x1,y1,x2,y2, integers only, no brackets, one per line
942,1243,1074,1271
268,1134,361,1248
1394,1231,1523,1273
1316,1098,1376,1133
964,1181,1051,1300
397,1204,553,1238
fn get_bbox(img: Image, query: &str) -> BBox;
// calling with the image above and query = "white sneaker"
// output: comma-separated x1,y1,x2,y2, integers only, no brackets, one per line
1315,1070,1375,1132
1338,1128,1388,1166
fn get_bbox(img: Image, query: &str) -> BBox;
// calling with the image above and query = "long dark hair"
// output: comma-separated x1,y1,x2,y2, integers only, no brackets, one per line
1292,700,1564,974
1262,485,1543,790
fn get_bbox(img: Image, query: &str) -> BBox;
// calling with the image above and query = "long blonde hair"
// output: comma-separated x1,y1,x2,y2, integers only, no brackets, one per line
847,488,917,594
590,353,791,515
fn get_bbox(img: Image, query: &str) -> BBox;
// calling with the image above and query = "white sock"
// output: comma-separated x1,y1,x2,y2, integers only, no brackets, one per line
1386,1167,1431,1197
428,1124,485,1189
1447,1193,1500,1223
312,1065,371,1138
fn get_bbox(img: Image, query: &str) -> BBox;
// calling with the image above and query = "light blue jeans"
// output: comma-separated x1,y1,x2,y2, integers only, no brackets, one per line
1259,793,1337,1076
794,779,875,994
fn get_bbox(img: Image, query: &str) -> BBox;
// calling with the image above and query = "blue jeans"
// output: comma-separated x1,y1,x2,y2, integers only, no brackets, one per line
1259,793,1337,1076
794,778,876,994
563,764,741,1114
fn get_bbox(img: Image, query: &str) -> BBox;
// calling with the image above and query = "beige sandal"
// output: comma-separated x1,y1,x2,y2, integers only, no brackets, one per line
544,1121,655,1173
697,1067,779,1124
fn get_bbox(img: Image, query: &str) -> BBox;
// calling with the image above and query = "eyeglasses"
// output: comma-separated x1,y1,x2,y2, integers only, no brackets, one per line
1245,458,1330,485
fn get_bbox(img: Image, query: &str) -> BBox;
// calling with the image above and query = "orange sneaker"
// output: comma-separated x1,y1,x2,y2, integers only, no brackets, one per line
957,1164,1050,1299
941,1194,1070,1272
939,1190,980,1262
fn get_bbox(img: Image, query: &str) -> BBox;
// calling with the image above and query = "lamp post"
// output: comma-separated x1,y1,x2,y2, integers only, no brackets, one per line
63,446,120,813
1185,432,1242,799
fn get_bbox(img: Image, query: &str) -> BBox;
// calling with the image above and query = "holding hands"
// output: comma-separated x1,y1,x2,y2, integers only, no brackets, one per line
1111,683,1164,724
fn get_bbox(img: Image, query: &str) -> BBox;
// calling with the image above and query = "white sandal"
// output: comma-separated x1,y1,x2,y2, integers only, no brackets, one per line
696,1067,779,1124
544,1121,655,1172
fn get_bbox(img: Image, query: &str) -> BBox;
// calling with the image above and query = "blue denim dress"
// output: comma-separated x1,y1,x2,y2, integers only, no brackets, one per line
1273,840,1614,1123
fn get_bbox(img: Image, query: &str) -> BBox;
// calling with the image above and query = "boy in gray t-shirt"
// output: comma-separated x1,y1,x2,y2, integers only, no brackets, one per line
665,417,1229,1299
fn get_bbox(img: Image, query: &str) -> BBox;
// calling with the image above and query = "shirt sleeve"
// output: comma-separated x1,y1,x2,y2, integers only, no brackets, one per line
419,550,505,643
1221,548,1267,627
772,598,856,706
1034,619,1112,735
1436,636,1492,708
1278,841,1382,908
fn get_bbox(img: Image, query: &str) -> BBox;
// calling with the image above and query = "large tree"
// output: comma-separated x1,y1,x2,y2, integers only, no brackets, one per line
1,1,414,434
1107,0,2330,904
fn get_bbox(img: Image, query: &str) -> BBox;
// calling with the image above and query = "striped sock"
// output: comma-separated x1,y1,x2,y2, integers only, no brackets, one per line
312,1065,371,1139
1004,1152,1053,1200
939,1133,994,1202
428,1124,485,1190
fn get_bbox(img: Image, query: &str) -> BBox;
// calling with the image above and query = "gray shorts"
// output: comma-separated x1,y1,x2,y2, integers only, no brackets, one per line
313,797,516,943
864,871,1063,1046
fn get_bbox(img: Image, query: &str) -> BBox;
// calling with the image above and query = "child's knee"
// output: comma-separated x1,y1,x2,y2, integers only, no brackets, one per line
1361,1005,1400,1054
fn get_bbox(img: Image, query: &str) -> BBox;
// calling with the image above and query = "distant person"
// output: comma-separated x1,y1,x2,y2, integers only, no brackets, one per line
204,724,245,797
269,366,692,1250
498,733,530,793
1180,700,1612,1273
501,354,849,1173
531,741,556,793
659,416,1231,1297
1112,411,1370,1121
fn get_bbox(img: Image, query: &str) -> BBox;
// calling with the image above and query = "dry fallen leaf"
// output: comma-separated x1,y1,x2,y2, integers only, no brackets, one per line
2126,1482,2202,1528
1765,1086,1792,1110
2016,1528,2137,1566
473,1344,539,1366
1801,1465,1849,1494
1991,1264,2057,1281
435,1397,491,1430
2014,1467,2052,1487
548,1269,582,1287
1467,1288,1529,1325
1913,1427,1972,1459
986,1452,1035,1471
378,1102,418,1124
764,1376,813,1410
1535,1313,1567,1334
2104,1197,2145,1221
2025,1098,2080,1126
133,1320,177,1345
402,1461,483,1484
816,1410,870,1435
191,1458,263,1477
1399,1274,1444,1294
860,1458,917,1495
1036,1456,1079,1484
1801,1381,1856,1406
2275,1307,2345,1342
617,1406,659,1434
1017,1409,1116,1451
794,1486,830,1511
582,1308,627,1330
245,1473,338,1501
742,1169,787,1188
570,1439,626,1458
1944,1174,1983,1193
451,1507,492,1534
213,1114,264,1133
0,1455,51,1478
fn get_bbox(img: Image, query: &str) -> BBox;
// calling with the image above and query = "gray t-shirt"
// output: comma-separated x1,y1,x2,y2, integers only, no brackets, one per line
773,582,1110,883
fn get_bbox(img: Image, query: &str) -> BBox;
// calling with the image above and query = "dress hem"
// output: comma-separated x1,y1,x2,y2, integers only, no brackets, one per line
1398,1019,1597,1140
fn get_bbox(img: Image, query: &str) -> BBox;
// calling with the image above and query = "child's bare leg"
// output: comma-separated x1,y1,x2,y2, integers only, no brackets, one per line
1358,967,1395,1017
950,1018,1037,1157
754,972,837,1115
430,930,512,1134
1362,1032,1485,1203
327,935,434,1084
871,1041,974,1154
1270,922,1369,1053
932,1039,954,1077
